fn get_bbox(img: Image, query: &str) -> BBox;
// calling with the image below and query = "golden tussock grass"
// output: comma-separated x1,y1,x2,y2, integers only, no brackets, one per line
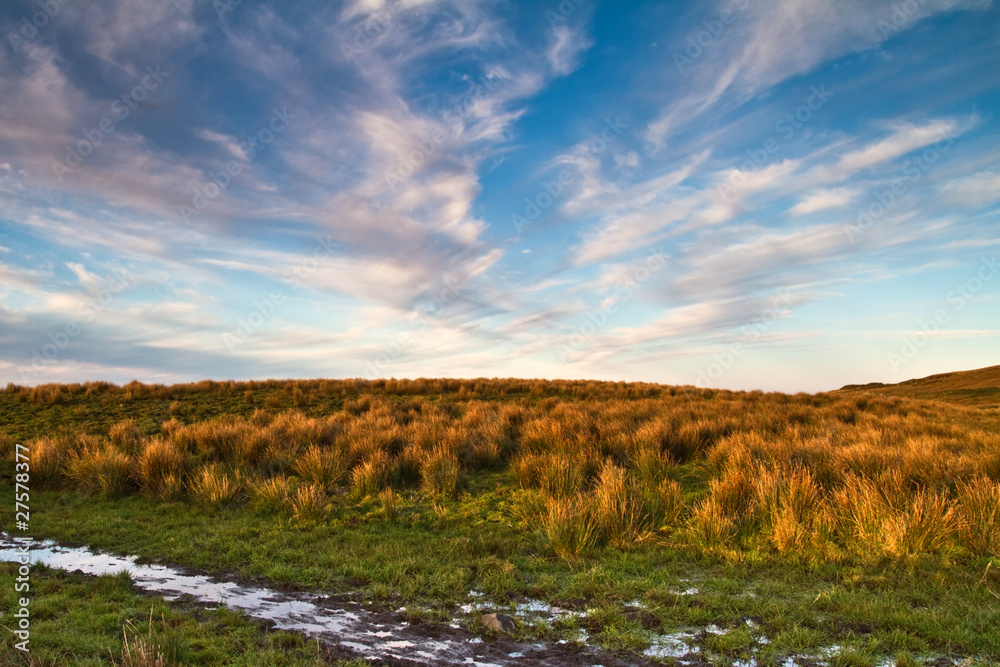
68,444,135,498
378,488,401,519
645,478,685,530
392,442,424,487
25,437,66,488
421,446,462,498
883,489,956,557
289,483,332,523
108,418,143,455
188,464,242,507
250,474,293,513
955,477,1000,556
688,496,739,551
592,462,651,548
537,454,589,499
138,439,189,502
541,494,600,560
15,377,1000,560
292,445,346,490
351,450,390,496
629,445,675,486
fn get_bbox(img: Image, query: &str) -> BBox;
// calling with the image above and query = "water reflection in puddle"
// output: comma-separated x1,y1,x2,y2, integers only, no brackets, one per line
0,535,977,666
0,535,509,665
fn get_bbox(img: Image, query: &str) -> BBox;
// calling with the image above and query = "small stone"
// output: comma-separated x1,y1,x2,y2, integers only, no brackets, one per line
481,612,516,634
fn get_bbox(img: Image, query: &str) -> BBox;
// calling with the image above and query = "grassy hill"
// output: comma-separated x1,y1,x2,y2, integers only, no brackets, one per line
837,364,1000,408
2,377,1000,663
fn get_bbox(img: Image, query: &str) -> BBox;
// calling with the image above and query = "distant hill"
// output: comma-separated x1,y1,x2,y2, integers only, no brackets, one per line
836,365,1000,408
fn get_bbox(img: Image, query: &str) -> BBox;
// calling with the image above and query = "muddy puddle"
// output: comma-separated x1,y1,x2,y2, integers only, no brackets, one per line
0,534,645,666
0,534,980,666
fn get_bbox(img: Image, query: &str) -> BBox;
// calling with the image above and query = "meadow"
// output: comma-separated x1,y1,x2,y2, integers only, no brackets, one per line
2,375,999,665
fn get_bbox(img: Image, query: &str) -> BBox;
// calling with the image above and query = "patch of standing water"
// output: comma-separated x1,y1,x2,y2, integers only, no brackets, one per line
2,536,980,667
459,589,585,625
0,535,611,666
705,623,728,635
643,629,699,659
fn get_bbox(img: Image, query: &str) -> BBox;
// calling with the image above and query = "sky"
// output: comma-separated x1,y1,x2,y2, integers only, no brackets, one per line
0,0,998,393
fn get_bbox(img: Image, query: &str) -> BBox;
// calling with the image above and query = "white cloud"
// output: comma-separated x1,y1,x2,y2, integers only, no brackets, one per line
64,262,103,292
646,0,990,148
194,129,249,161
790,187,857,215
832,120,957,176
673,223,851,298
938,170,1000,208
546,25,593,76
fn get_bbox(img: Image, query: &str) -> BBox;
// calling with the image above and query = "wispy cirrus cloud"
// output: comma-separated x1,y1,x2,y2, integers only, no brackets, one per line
0,0,996,391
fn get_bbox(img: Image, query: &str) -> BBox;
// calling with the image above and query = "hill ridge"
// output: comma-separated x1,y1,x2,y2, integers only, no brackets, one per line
836,364,1000,407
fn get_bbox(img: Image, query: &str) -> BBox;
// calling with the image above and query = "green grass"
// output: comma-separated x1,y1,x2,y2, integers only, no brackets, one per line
3,378,1000,664
12,485,1000,661
0,562,370,666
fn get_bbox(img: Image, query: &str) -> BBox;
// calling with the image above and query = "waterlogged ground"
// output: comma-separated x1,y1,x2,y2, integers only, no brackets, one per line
1,535,988,666
0,534,644,666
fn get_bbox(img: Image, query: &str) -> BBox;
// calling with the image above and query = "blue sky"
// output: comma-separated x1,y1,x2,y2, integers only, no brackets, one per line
0,0,997,392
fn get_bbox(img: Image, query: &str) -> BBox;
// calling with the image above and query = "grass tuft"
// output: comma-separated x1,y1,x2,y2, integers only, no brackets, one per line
289,483,332,523
113,618,168,667
292,445,346,490
688,496,738,551
541,494,600,559
884,489,956,557
68,445,135,498
538,453,588,499
138,439,189,502
108,418,143,455
956,477,1000,556
250,474,293,514
593,462,650,548
188,464,242,508
351,450,389,496
26,437,66,487
421,447,462,498
379,488,401,519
